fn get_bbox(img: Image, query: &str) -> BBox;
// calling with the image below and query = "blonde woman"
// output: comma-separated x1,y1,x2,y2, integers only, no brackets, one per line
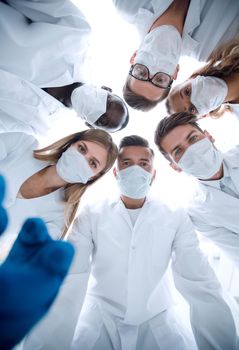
166,39,239,118
0,129,117,252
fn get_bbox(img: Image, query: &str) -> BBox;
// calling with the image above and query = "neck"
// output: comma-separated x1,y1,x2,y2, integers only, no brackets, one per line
41,165,67,190
120,195,146,209
201,163,224,181
42,82,83,107
223,74,239,104
149,0,190,35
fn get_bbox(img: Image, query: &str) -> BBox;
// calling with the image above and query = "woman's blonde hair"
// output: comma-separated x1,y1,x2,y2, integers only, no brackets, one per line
190,38,239,118
34,129,118,239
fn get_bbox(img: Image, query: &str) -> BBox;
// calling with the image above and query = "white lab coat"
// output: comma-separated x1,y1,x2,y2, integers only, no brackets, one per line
112,0,239,61
229,103,239,119
0,0,91,87
188,146,239,268
0,132,65,241
21,197,238,350
0,69,64,137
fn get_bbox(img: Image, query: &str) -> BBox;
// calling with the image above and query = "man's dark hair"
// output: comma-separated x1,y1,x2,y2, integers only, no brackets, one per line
119,135,154,157
154,112,204,160
123,76,170,112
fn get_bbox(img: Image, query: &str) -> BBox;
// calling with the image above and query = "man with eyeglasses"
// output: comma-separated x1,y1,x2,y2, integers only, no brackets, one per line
113,0,239,112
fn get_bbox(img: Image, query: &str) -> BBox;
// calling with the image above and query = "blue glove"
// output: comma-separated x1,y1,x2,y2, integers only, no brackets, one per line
0,176,75,350
0,175,8,235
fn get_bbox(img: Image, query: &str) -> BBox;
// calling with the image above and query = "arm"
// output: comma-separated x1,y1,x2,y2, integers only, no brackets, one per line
172,211,238,350
22,205,94,350
0,69,60,136
191,218,239,269
5,0,91,29
0,132,37,162
0,176,74,350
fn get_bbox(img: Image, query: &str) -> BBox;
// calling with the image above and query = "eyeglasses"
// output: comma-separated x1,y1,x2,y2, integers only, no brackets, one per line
129,63,173,89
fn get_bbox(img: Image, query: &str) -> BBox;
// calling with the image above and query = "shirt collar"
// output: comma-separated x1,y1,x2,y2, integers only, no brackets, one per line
110,195,152,208
182,0,200,36
199,161,230,189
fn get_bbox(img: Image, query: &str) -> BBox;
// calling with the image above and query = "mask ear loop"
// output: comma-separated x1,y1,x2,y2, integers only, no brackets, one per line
196,114,208,120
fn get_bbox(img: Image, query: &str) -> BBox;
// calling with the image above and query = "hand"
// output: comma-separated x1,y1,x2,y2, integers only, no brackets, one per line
0,176,75,350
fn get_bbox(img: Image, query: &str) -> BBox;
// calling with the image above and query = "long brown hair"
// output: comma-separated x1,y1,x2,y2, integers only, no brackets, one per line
190,38,239,117
34,129,118,239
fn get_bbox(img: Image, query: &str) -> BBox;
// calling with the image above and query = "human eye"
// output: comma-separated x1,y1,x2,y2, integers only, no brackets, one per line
89,159,97,169
189,105,196,114
122,160,130,166
174,148,182,159
97,114,108,126
189,134,198,143
134,65,147,79
184,86,191,96
140,161,149,167
78,144,86,154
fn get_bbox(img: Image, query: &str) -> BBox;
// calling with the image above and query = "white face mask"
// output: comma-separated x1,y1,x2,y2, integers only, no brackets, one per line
116,165,153,199
56,146,94,184
135,25,182,76
71,85,108,125
191,76,228,116
177,138,223,180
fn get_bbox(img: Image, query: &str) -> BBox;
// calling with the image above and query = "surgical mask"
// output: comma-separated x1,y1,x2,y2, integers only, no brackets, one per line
116,165,153,199
135,25,182,75
177,138,223,180
56,146,94,184
71,84,108,125
191,76,228,116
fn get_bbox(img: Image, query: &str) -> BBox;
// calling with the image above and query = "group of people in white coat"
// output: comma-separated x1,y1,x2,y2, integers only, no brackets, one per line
1,0,239,350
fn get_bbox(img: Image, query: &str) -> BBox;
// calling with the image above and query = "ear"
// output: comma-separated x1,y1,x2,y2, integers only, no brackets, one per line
204,130,215,143
172,64,180,80
151,169,156,184
169,161,182,173
113,167,117,178
130,51,137,65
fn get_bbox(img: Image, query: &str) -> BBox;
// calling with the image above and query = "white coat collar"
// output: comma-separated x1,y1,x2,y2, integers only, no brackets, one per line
134,0,174,39
181,0,201,55
109,195,152,208
223,146,239,169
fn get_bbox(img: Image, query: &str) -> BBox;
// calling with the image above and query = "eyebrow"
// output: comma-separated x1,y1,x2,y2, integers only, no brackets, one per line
170,130,196,154
120,157,150,162
81,142,101,166
180,89,183,100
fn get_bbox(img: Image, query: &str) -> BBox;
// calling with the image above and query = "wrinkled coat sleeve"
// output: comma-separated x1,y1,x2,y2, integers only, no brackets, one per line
21,205,93,350
5,0,90,28
0,132,37,162
172,211,238,350
190,218,239,270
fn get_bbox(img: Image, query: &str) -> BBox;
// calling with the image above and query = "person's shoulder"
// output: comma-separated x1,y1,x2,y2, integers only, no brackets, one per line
78,196,118,216
224,145,239,159
0,132,37,149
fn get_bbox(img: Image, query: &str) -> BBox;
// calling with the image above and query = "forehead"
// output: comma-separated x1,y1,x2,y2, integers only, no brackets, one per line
161,124,201,152
104,94,126,129
168,81,192,112
129,77,165,101
118,146,153,160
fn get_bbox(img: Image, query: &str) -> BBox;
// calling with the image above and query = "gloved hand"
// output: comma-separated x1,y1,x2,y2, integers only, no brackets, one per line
0,175,75,350
0,175,8,235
